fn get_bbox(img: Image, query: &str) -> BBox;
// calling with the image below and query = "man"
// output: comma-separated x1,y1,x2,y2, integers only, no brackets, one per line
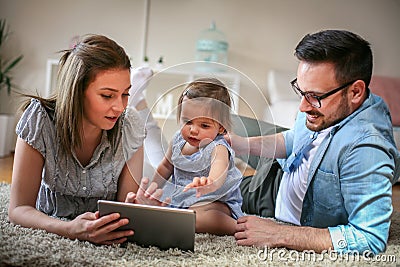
231,30,400,254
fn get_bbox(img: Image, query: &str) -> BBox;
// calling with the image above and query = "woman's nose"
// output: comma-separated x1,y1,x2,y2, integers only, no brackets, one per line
113,97,126,112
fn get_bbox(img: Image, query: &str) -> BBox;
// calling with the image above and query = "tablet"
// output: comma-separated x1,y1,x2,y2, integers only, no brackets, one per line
98,200,196,251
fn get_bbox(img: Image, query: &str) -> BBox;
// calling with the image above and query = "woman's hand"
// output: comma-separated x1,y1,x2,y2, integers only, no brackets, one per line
66,211,133,245
68,177,171,245
125,177,170,206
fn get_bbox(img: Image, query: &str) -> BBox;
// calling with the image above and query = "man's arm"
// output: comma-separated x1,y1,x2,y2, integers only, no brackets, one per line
235,216,332,252
226,132,287,159
329,142,394,254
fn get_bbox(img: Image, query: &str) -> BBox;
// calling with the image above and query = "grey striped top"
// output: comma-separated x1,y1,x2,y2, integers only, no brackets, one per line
16,99,145,219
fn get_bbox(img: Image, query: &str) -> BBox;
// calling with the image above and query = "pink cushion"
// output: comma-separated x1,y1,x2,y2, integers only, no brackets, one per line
369,76,400,126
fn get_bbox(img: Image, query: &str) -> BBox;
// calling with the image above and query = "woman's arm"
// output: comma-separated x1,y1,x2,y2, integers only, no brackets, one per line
117,145,143,201
128,144,173,206
152,143,173,188
120,145,170,206
9,138,48,229
9,138,134,245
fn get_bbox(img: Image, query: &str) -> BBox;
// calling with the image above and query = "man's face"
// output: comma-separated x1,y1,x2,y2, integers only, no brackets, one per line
296,62,353,132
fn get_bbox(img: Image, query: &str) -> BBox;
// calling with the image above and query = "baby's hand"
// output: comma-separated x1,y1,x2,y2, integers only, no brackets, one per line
183,176,217,197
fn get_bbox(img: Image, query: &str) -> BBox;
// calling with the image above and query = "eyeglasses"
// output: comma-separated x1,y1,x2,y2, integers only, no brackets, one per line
290,78,356,108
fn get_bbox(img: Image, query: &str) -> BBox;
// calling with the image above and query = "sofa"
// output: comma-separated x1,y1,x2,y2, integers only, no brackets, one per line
231,114,287,217
369,75,400,150
263,70,298,129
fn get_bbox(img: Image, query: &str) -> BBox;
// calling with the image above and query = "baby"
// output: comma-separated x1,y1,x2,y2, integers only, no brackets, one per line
152,77,243,235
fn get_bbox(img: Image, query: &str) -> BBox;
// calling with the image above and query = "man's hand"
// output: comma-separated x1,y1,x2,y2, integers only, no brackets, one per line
235,215,285,247
235,215,332,252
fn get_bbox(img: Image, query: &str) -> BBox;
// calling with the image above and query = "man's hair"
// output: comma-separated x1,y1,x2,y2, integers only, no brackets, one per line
294,30,373,87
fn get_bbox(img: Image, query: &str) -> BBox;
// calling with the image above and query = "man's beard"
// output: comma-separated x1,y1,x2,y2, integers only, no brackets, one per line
305,96,351,132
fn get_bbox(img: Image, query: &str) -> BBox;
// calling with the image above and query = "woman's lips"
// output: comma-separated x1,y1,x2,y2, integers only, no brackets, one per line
106,116,118,123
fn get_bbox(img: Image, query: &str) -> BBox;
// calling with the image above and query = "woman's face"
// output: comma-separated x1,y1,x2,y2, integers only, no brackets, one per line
83,68,131,132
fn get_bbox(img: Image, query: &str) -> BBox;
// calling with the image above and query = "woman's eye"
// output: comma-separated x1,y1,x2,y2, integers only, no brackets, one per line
201,124,210,128
123,93,130,97
101,94,112,99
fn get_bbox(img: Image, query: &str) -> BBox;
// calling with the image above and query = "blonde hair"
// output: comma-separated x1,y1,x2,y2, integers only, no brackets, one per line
177,77,233,132
22,34,131,154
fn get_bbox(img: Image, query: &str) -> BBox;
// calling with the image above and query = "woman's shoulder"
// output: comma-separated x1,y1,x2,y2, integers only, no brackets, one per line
16,98,56,157
18,98,53,127
120,107,146,159
121,107,146,138
25,98,44,111
124,106,143,122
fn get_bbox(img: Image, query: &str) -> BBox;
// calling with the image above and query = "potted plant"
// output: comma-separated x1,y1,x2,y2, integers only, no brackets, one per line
0,19,23,94
0,18,23,157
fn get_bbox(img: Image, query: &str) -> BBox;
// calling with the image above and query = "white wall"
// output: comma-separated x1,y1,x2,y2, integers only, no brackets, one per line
1,0,399,119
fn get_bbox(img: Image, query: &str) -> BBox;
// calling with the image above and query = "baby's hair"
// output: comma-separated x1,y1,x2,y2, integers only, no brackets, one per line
177,77,232,132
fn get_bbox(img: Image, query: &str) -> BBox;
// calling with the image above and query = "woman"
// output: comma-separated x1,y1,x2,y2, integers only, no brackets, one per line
8,34,163,245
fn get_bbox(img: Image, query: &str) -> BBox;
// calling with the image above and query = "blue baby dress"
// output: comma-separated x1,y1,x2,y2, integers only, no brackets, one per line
161,132,244,219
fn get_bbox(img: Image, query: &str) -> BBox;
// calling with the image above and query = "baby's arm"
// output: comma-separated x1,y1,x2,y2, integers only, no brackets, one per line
184,145,229,197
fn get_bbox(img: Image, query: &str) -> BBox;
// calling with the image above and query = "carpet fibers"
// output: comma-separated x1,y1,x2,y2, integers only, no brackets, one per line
0,183,399,266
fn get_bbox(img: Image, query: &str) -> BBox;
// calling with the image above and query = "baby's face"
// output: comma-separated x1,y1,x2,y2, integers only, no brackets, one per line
179,98,224,148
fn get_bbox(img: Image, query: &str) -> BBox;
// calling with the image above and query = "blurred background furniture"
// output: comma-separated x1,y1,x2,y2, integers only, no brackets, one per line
369,75,400,151
263,69,298,129
0,114,15,158
263,70,400,151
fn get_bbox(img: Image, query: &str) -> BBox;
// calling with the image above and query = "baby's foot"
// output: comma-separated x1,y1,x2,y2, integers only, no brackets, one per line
131,66,153,94
129,66,153,107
